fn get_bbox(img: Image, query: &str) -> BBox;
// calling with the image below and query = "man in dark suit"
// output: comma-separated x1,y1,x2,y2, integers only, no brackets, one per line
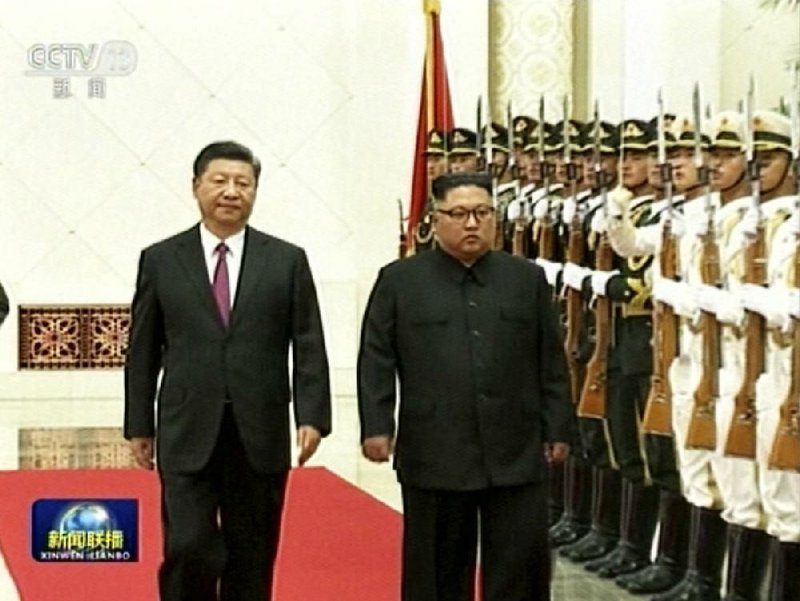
124,141,331,601
358,172,572,601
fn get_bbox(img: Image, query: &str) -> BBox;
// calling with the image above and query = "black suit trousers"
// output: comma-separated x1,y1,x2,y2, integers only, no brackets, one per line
158,405,288,601
400,482,552,601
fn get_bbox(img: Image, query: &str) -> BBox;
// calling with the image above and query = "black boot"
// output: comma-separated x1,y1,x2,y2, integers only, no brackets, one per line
651,505,727,601
723,524,769,600
550,459,591,547
561,467,621,562
548,459,565,527
595,479,659,578
769,540,800,601
618,489,690,594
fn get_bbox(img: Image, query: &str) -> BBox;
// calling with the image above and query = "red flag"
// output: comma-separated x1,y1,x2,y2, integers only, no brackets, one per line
407,0,454,242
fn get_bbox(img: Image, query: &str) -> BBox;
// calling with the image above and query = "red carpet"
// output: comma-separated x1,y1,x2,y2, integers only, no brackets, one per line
0,467,402,600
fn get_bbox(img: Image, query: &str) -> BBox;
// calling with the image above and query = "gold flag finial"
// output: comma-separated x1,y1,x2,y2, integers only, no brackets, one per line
424,0,441,15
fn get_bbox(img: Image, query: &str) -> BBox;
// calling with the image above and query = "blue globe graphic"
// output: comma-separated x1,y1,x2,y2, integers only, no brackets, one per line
57,503,115,532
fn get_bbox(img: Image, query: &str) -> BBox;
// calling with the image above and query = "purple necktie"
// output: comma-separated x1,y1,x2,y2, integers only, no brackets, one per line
212,242,231,326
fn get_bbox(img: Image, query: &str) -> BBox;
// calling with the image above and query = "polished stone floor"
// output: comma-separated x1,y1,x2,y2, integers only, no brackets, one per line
553,558,642,600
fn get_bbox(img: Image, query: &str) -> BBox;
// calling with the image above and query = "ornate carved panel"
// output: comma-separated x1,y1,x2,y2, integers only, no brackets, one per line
18,305,130,370
18,427,136,469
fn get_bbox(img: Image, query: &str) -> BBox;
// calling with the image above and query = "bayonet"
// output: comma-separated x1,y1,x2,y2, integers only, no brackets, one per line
693,83,712,230
476,96,484,170
657,88,674,221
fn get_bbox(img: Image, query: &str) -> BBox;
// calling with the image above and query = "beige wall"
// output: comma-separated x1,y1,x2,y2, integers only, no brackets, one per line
580,0,799,120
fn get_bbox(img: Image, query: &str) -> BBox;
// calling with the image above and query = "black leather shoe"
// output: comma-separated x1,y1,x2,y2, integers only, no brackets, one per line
651,570,720,601
616,562,683,593
584,545,623,572
595,545,649,579
562,532,618,562
550,520,590,547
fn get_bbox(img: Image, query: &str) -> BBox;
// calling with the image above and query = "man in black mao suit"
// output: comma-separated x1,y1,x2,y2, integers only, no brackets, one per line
358,172,572,601
124,141,331,601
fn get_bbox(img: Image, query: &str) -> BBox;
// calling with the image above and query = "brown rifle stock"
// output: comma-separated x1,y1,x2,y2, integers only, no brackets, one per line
642,220,678,435
564,214,585,404
724,227,767,458
538,216,556,260
767,241,800,471
512,213,528,257
686,227,722,451
578,231,613,418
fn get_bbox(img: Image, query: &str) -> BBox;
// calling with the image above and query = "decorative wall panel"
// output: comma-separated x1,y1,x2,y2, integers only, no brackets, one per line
18,305,129,370
18,427,135,469
489,0,573,121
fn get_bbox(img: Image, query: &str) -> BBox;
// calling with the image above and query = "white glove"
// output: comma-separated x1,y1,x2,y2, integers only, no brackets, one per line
694,284,744,326
562,197,577,225
739,206,760,239
535,258,563,287
740,283,791,330
788,288,800,320
590,210,608,234
532,197,549,220
507,199,524,221
562,262,591,291
591,270,619,297
608,186,633,218
652,277,697,318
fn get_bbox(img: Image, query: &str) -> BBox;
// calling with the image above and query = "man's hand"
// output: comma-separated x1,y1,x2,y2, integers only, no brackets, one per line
130,437,155,470
362,435,394,463
297,425,322,466
544,442,570,465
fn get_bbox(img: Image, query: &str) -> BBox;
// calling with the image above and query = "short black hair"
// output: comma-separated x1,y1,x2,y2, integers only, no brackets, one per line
431,172,492,202
193,141,261,184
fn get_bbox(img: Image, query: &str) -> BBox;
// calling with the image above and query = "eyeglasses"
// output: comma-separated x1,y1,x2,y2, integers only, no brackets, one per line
436,205,496,224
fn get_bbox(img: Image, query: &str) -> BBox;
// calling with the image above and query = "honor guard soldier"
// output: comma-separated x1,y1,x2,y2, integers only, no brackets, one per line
414,129,450,253
513,115,536,188
550,119,620,556
691,109,798,601
448,128,480,174
563,119,664,577
645,113,727,601
482,122,517,250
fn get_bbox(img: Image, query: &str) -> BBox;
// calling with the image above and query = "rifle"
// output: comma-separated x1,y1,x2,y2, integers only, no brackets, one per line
725,77,764,458
531,97,554,259
512,185,532,257
500,102,522,252
397,199,408,259
768,232,800,470
578,102,612,419
561,95,584,403
767,65,800,471
686,84,719,451
642,89,678,435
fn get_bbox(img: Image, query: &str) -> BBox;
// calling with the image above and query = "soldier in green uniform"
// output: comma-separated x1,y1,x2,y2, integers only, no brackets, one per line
482,122,518,251
552,120,619,553
413,129,449,253
567,120,666,581
448,128,480,174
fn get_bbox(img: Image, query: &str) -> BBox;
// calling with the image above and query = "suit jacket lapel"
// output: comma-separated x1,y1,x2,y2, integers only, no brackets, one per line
230,227,270,328
174,226,225,329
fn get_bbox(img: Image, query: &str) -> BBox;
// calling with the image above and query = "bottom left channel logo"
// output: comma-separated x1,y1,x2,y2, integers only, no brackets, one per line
31,499,138,562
